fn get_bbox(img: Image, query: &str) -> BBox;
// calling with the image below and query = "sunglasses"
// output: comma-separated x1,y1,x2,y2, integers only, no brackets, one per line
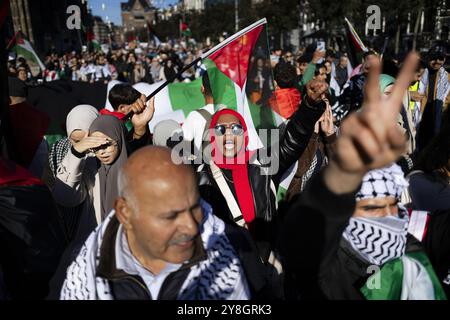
431,56,445,61
90,140,117,153
214,123,244,136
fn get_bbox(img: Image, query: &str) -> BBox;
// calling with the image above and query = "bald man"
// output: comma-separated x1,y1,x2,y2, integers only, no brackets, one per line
60,146,259,300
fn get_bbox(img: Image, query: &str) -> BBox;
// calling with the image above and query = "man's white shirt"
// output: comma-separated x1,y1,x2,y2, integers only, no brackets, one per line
182,104,215,152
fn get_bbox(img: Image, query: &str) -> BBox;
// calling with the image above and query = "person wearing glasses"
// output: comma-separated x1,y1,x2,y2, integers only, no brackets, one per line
196,80,328,298
280,53,448,300
283,51,295,66
48,102,155,298
52,96,155,245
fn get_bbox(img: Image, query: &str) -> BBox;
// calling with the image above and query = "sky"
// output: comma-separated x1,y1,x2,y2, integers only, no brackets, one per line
89,0,179,26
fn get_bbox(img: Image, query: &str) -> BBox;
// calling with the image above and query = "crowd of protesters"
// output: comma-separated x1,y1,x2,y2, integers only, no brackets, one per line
1,33,449,301
7,41,205,86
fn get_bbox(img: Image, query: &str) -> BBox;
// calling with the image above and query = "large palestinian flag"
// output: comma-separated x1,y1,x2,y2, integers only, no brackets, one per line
128,19,282,151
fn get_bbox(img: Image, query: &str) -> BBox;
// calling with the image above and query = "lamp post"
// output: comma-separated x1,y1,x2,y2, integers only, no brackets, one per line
235,0,239,32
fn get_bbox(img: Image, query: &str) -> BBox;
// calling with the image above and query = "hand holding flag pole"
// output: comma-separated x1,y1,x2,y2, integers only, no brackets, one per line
122,56,201,121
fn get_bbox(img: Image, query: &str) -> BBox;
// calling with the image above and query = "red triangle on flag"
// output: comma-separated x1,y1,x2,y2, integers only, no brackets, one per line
86,31,95,42
208,25,263,89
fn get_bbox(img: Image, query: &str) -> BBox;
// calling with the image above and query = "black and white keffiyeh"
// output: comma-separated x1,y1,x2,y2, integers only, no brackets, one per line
343,215,409,266
355,163,409,201
60,199,250,300
343,164,410,266
48,138,71,176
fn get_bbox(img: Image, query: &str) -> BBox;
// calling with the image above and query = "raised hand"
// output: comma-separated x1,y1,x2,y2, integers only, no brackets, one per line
312,49,325,64
72,132,109,154
131,95,155,136
324,52,419,194
306,79,329,104
320,99,335,137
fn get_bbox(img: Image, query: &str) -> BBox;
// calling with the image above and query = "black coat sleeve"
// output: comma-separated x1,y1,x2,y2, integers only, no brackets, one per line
268,98,326,186
421,210,450,295
279,171,359,299
126,127,152,154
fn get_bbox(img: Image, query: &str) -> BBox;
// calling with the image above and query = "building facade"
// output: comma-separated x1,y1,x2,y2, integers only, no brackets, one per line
121,0,156,32
183,0,205,12
9,0,93,54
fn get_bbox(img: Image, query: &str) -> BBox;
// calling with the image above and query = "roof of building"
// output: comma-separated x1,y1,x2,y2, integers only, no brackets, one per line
121,0,153,12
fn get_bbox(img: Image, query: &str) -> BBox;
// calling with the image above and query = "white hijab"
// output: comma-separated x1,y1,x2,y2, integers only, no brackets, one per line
66,104,99,137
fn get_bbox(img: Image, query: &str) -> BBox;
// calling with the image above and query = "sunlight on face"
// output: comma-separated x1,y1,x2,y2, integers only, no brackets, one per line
69,129,86,145
383,84,394,98
353,196,399,218
90,131,119,165
214,114,245,159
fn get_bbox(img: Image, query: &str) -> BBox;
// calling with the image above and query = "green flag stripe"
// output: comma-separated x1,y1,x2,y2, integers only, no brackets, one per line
13,45,40,66
204,58,238,111
168,78,205,117
361,251,447,300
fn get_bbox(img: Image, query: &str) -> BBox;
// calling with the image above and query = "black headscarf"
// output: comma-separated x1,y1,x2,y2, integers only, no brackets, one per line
89,115,128,219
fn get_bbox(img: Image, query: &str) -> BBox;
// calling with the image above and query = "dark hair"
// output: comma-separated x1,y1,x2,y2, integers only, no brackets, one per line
274,63,297,88
428,44,446,61
417,59,427,71
314,63,326,76
202,72,213,97
363,50,378,60
297,55,309,64
381,56,399,78
326,49,336,59
108,84,141,110
414,110,450,183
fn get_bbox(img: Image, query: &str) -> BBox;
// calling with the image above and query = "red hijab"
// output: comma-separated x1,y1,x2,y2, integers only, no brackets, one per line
209,109,255,223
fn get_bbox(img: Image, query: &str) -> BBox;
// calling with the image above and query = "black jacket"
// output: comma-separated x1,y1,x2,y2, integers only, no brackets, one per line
198,98,326,261
0,183,67,300
280,170,450,300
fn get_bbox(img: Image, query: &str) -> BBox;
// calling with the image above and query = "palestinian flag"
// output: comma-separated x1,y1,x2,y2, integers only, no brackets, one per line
86,30,101,52
0,158,67,299
344,17,369,67
10,33,45,77
361,251,447,300
180,21,192,37
202,18,280,130
126,19,281,151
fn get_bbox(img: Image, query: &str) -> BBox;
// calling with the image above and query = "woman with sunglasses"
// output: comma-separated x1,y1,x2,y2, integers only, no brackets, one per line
47,104,99,240
48,105,154,298
197,80,328,297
